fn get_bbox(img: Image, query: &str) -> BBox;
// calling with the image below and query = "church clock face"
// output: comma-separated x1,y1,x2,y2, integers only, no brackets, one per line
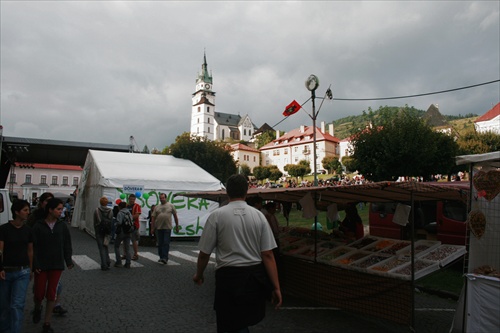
205,83,211,89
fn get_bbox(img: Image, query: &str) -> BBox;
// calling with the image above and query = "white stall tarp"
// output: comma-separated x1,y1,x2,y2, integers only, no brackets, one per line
72,150,224,237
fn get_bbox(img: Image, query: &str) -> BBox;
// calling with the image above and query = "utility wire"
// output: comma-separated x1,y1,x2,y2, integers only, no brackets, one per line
332,79,499,101
270,79,499,129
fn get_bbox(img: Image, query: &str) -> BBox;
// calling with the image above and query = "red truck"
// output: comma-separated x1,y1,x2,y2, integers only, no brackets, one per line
369,183,469,245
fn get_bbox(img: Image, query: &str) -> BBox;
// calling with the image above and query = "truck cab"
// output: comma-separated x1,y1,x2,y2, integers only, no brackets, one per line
0,188,14,226
369,200,467,245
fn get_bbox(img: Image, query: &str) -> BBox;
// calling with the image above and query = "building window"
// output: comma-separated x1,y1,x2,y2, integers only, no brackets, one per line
253,156,256,162
222,129,225,140
244,129,246,136
207,107,210,113
208,118,210,124
294,147,298,152
294,157,299,162
197,127,199,133
51,176,58,185
73,177,79,185
198,107,201,113
9,173,16,184
284,149,288,155
25,175,32,184
40,175,47,185
197,118,200,123
62,176,69,186
208,127,210,133
249,130,251,136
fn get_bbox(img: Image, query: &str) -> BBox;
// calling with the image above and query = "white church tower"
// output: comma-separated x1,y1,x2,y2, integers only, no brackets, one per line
191,53,216,140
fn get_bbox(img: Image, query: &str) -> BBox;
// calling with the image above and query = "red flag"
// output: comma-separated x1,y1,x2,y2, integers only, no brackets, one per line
282,100,301,117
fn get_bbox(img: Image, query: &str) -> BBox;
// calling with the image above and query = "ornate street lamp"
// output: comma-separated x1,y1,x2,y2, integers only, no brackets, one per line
304,75,332,186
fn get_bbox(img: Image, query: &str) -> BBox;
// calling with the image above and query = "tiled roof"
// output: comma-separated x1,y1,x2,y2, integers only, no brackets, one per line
260,126,340,149
475,102,500,122
15,163,82,171
230,143,260,153
215,112,241,126
193,96,215,106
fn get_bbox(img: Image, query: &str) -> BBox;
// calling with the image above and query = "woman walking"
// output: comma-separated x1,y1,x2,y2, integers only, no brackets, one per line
31,198,74,333
0,200,34,333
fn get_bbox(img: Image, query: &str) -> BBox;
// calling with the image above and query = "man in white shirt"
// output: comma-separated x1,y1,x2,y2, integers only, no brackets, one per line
193,174,282,333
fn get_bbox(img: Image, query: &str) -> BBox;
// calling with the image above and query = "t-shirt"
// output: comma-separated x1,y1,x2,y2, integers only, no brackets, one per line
127,203,141,229
0,222,34,267
198,200,276,270
152,202,177,230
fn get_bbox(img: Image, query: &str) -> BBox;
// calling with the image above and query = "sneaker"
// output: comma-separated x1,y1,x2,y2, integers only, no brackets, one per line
114,263,123,268
33,305,43,324
132,255,139,261
42,323,54,333
124,263,131,268
53,305,68,315
161,259,168,265
158,259,166,265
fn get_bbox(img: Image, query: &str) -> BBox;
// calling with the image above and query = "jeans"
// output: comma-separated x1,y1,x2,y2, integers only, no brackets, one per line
157,229,172,261
96,232,111,269
0,268,31,333
114,232,131,265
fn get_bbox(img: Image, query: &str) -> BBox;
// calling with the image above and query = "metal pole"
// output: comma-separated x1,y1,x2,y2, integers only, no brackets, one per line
312,90,317,187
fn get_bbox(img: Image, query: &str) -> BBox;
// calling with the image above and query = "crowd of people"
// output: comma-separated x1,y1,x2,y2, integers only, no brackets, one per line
1,193,73,333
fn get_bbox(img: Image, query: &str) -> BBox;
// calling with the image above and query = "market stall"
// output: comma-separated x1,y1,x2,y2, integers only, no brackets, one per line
179,180,471,327
451,151,500,332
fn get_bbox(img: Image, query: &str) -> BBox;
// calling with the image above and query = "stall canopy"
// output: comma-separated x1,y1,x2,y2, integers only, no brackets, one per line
177,181,470,207
72,150,224,237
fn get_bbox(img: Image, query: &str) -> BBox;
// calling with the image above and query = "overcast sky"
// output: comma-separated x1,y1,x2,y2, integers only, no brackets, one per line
1,1,499,150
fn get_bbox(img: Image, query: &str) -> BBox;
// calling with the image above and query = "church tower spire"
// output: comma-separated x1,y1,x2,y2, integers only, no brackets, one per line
191,52,216,140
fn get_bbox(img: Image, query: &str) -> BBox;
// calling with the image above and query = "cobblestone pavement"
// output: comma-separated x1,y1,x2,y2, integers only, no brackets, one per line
21,227,459,333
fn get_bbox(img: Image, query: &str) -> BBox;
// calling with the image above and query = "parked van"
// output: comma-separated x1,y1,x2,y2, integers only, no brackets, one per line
369,199,467,245
0,188,14,226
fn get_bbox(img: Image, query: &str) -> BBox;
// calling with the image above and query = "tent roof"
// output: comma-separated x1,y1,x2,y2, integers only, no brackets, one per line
456,151,500,168
177,181,470,209
88,150,223,191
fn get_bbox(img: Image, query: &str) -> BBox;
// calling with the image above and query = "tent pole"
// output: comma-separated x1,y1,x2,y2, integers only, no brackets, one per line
410,192,415,331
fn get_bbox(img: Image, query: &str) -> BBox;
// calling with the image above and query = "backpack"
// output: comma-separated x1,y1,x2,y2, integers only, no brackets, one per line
121,211,135,234
98,209,113,235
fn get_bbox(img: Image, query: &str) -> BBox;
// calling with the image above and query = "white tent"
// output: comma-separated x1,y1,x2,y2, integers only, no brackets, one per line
71,150,224,237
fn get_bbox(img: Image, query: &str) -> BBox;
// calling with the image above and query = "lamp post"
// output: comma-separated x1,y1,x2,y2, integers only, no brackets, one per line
305,74,332,186
304,75,332,261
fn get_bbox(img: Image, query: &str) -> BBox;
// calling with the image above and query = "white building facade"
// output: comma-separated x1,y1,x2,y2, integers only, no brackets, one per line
230,143,261,172
474,102,500,134
260,122,340,174
7,163,81,202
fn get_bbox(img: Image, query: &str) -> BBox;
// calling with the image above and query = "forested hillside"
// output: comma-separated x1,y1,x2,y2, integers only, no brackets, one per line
330,106,478,140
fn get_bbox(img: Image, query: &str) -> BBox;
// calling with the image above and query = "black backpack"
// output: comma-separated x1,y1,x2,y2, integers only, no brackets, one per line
99,210,113,235
121,211,135,234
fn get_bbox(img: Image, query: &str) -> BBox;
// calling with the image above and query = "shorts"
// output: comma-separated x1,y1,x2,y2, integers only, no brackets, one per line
130,229,140,242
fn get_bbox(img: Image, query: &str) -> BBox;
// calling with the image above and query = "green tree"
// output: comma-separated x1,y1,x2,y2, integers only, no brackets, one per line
322,156,342,175
142,145,150,154
268,165,283,181
253,166,270,182
341,156,355,173
457,130,500,154
284,160,310,179
167,132,237,182
239,163,251,177
349,106,458,181
255,130,282,149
